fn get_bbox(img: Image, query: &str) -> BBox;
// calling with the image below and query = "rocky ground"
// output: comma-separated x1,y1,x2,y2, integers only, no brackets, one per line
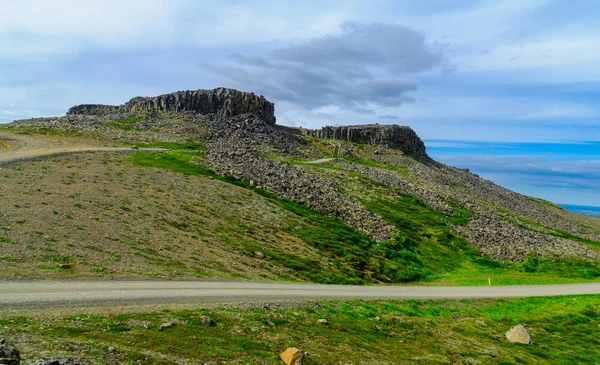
3,87,600,268
0,151,343,280
200,113,600,261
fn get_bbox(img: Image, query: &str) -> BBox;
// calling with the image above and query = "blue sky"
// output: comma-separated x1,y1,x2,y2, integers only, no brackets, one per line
1,0,599,206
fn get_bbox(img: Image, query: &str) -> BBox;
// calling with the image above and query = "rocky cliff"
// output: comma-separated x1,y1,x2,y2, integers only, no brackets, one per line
67,88,276,124
306,124,429,160
66,104,120,116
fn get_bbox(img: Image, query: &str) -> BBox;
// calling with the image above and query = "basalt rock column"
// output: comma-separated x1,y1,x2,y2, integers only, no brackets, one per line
67,88,276,124
307,124,429,160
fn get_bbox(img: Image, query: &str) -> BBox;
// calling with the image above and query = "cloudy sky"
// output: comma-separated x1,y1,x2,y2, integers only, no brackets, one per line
1,0,599,207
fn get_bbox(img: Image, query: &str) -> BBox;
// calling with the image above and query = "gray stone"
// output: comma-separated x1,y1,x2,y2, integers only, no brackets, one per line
505,324,532,344
159,321,174,330
200,316,216,327
230,326,244,334
317,318,328,325
0,339,20,365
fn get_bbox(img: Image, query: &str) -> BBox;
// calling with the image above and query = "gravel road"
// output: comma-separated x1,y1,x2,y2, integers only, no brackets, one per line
1,281,599,311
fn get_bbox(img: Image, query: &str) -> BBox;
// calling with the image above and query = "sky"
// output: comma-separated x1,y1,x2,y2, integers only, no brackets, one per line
1,0,599,206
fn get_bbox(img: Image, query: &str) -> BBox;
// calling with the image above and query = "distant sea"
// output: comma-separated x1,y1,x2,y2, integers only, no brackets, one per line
561,204,600,218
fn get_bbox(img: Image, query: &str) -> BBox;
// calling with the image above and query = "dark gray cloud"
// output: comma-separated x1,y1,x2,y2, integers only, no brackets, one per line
207,22,445,114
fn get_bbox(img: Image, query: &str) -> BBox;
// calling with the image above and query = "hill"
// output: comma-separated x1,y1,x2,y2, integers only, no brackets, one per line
1,87,599,284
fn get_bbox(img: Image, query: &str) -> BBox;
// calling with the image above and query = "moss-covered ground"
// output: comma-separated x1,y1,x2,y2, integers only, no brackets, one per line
1,295,598,364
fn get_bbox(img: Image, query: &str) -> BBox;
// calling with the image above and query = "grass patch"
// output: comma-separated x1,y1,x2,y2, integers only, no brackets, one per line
1,295,599,364
431,256,600,286
0,236,16,244
362,197,600,285
106,115,145,131
134,141,206,151
361,196,474,279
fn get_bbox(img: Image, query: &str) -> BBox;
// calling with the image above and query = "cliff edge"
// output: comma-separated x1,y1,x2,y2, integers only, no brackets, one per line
306,124,429,160
67,87,276,125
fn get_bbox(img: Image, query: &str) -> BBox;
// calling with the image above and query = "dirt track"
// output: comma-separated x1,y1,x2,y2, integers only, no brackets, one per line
0,131,136,165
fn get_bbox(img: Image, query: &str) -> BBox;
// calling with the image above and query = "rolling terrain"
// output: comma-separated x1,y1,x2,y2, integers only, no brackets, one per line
1,88,600,365
1,88,600,286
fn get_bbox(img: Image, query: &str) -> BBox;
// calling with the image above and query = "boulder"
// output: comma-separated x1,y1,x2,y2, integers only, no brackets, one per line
316,319,328,325
280,348,304,365
201,316,216,327
0,339,21,365
505,324,532,344
159,321,174,330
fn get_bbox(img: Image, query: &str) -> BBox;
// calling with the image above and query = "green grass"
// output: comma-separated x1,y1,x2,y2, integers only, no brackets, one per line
106,115,145,131
134,141,206,151
361,196,474,279
430,257,600,286
0,236,17,244
128,150,428,284
1,295,598,364
128,150,600,285
362,197,600,284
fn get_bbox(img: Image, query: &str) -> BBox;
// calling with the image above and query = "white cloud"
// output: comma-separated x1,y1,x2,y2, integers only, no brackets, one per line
0,0,351,58
467,37,599,67
0,0,174,37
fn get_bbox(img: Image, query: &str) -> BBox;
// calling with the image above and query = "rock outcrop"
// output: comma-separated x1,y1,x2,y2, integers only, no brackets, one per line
66,104,120,116
306,124,429,160
205,114,396,241
0,339,21,365
68,88,276,124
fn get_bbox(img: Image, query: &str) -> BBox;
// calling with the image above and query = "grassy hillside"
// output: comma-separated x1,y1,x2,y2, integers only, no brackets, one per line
1,139,599,284
1,295,598,364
